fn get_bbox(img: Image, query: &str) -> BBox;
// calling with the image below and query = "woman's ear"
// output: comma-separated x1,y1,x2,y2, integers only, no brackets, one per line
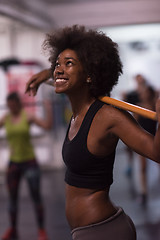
86,76,91,83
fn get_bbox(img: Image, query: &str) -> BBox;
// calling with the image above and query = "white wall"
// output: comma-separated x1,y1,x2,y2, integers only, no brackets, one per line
99,24,160,99
0,15,48,66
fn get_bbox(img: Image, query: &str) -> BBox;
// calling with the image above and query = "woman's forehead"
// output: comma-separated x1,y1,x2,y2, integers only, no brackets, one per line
57,49,79,60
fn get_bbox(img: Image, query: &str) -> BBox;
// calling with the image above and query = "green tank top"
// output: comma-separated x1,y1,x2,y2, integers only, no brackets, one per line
5,110,35,162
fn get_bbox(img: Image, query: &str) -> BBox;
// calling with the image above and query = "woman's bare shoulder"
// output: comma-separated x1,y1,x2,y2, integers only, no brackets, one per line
99,103,135,123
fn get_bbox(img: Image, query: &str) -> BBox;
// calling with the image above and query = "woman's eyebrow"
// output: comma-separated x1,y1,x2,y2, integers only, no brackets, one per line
56,56,78,62
64,57,77,61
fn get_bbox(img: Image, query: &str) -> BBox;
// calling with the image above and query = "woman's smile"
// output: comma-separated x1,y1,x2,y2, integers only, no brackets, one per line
55,77,69,87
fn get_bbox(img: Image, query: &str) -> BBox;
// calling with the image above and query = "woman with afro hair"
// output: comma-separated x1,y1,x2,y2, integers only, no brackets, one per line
25,25,160,240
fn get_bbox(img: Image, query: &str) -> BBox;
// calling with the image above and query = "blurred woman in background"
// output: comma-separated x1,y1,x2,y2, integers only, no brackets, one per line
136,85,158,205
0,92,52,240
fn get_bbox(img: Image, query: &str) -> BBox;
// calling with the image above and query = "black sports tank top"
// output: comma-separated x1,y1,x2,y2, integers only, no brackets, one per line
62,99,115,189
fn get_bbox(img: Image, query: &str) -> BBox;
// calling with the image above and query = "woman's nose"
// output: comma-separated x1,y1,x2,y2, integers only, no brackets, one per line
55,65,64,75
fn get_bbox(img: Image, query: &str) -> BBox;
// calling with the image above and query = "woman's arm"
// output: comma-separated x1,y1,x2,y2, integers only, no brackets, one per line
28,101,53,130
0,115,6,128
111,99,160,163
25,69,52,96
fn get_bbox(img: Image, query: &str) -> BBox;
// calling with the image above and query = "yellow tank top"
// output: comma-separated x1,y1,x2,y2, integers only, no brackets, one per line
5,110,35,162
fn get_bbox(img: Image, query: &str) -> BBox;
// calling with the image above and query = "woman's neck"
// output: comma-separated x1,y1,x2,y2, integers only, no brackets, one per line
68,93,95,120
11,109,22,118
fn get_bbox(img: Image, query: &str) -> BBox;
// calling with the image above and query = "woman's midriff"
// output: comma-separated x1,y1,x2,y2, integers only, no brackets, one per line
65,184,117,229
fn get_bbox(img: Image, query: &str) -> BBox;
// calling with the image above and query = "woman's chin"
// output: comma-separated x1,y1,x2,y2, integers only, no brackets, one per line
55,88,65,94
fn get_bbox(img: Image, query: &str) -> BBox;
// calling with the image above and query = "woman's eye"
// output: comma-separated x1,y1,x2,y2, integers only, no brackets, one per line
55,62,60,67
66,61,73,66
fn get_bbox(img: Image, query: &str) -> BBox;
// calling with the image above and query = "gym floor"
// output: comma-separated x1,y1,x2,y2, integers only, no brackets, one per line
0,141,160,240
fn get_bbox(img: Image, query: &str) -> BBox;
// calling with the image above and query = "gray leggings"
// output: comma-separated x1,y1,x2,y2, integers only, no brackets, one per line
71,207,137,240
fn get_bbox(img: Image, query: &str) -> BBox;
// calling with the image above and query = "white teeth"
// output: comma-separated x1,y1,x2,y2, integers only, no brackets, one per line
56,78,67,83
